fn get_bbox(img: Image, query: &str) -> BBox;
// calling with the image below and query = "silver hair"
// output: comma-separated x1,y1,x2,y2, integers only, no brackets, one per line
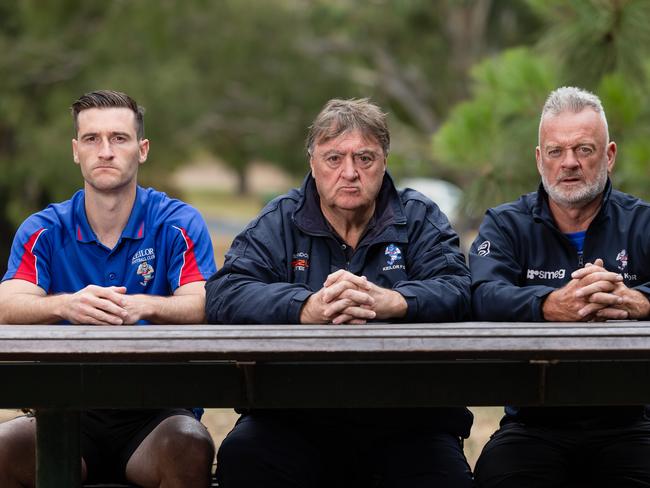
539,86,609,143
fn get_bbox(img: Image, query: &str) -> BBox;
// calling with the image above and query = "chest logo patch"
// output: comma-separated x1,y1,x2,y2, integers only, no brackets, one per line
477,240,490,257
385,244,402,265
136,262,154,286
291,252,309,271
383,244,405,271
616,249,628,271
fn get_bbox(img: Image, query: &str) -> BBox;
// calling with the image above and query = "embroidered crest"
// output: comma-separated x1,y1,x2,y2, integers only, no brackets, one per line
136,262,155,286
616,249,628,271
385,244,402,266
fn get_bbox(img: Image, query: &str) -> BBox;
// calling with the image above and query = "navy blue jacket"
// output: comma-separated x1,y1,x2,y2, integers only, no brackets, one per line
207,172,471,325
206,172,473,437
470,180,650,425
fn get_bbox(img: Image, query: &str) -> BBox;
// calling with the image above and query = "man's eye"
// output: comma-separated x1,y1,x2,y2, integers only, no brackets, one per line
548,149,561,157
577,146,593,155
112,136,127,143
327,156,340,164
355,154,374,166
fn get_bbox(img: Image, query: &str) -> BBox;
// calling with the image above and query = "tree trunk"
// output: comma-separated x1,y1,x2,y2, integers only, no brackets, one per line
236,165,249,195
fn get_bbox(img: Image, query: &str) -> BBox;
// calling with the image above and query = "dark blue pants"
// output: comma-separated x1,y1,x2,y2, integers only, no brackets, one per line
217,411,474,488
475,420,650,488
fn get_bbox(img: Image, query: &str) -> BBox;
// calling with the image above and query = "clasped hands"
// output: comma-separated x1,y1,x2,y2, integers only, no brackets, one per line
542,259,650,321
300,269,407,325
61,285,143,325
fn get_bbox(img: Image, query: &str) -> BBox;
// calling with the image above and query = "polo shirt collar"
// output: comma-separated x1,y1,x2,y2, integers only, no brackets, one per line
74,186,147,243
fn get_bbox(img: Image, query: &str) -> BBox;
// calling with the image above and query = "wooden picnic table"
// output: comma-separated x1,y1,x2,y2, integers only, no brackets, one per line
2,321,650,487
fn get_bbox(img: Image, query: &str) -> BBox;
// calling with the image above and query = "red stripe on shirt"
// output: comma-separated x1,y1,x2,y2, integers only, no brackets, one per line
176,226,203,287
13,228,47,285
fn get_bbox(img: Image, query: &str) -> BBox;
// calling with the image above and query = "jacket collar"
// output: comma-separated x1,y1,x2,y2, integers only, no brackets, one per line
74,186,147,243
532,178,613,228
293,171,407,244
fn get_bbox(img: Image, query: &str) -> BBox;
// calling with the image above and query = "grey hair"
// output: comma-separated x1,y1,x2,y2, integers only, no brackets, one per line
306,98,390,157
539,86,609,143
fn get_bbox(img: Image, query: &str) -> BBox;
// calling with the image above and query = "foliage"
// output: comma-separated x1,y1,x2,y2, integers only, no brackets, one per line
434,0,650,220
0,0,544,265
434,48,557,218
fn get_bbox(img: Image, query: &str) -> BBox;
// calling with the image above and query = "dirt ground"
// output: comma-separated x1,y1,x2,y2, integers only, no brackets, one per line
0,406,501,470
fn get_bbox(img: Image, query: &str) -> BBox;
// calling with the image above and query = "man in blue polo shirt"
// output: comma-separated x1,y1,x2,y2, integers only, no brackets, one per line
0,90,216,487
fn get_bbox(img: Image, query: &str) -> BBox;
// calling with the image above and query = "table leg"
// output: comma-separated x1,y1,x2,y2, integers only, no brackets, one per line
35,408,81,488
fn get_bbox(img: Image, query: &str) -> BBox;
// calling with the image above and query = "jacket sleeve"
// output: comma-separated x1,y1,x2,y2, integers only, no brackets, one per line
205,208,312,324
393,199,471,322
469,210,554,321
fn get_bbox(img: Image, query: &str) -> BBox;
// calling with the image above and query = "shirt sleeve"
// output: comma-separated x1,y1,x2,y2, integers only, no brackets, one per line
2,216,52,292
166,206,217,291
469,210,554,321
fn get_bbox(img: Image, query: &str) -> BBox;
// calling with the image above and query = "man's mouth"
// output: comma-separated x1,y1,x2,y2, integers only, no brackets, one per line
558,175,583,184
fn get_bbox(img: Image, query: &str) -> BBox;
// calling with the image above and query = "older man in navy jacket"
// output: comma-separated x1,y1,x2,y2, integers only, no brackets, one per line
470,86,650,487
207,98,473,487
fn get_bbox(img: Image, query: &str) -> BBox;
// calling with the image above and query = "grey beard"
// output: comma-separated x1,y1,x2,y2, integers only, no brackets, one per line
542,169,607,209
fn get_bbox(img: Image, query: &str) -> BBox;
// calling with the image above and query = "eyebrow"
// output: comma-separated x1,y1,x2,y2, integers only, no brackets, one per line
544,141,596,150
80,131,132,139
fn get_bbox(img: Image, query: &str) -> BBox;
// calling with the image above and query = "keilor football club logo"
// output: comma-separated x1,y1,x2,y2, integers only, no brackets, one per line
136,262,154,286
385,244,402,266
616,249,628,271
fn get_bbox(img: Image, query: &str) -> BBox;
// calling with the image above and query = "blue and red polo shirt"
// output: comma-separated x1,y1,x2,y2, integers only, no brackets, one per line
2,186,216,322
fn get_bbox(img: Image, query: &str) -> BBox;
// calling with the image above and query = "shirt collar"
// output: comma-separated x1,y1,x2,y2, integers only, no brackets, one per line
74,186,147,243
533,178,613,226
293,171,407,241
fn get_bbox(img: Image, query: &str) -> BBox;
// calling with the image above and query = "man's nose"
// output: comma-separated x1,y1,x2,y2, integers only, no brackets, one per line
98,138,114,159
341,155,358,179
561,148,580,169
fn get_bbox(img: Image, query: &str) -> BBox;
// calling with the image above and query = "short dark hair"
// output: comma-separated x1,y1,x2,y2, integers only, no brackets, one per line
306,98,390,157
71,90,145,139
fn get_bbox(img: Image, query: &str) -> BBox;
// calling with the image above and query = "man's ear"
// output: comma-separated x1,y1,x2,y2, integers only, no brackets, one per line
606,141,617,174
535,146,543,177
138,139,150,164
72,139,79,164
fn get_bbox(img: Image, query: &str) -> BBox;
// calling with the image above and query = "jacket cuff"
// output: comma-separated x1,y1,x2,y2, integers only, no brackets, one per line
533,287,556,321
393,287,417,322
288,289,314,324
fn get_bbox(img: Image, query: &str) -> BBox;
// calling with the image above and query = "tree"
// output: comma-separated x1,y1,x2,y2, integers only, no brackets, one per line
434,0,650,221
0,0,542,266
